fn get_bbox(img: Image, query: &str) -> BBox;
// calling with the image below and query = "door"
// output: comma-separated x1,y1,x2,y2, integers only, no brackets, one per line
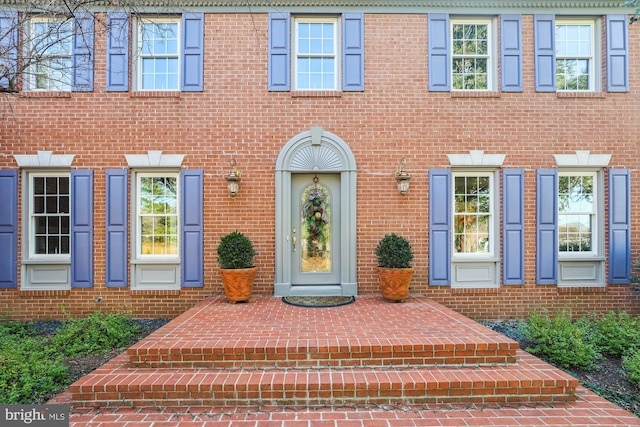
290,173,341,286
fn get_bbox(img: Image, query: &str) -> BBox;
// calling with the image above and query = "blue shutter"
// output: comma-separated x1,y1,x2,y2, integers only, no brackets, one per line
268,12,290,91
608,169,631,284
429,169,451,285
107,12,129,92
503,169,525,284
534,15,556,92
72,12,94,92
106,170,128,288
428,14,450,91
182,170,204,288
0,171,18,288
0,11,18,90
71,170,93,288
182,13,204,92
606,15,629,93
536,169,557,284
501,15,523,92
343,13,364,91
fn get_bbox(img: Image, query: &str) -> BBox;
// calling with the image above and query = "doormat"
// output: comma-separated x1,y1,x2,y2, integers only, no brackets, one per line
282,296,355,308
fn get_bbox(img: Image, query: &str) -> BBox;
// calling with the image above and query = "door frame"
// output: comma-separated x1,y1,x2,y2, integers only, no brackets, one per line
274,127,357,296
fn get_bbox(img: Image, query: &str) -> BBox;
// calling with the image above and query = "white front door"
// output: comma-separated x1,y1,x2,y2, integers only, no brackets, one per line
290,173,341,287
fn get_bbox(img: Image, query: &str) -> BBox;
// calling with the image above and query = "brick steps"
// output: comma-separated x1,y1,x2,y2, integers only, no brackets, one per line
67,296,580,409
127,339,518,369
70,350,578,408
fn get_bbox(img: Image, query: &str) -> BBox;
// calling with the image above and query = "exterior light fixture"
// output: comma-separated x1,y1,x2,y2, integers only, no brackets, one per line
225,159,242,197
395,158,411,195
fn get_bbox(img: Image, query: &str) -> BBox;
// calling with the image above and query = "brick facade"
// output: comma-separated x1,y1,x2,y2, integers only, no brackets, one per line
1,4,639,320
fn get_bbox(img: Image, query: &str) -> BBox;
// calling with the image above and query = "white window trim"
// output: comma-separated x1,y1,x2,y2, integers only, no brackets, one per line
24,16,73,91
293,16,341,91
451,169,499,260
555,18,601,92
557,170,603,260
450,17,497,91
134,16,182,91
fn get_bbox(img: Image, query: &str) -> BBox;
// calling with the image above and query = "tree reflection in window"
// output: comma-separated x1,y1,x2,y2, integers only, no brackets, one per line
454,175,491,254
559,175,594,252
139,176,178,255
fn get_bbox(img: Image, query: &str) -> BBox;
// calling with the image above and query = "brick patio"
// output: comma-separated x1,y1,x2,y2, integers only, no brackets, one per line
51,295,640,426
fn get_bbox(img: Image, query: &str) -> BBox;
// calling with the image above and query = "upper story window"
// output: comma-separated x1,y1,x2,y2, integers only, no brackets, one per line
26,17,73,91
106,13,203,92
136,18,180,90
268,12,364,92
451,19,494,91
293,17,339,90
533,15,624,93
29,173,70,257
558,172,598,255
555,19,596,91
453,172,495,256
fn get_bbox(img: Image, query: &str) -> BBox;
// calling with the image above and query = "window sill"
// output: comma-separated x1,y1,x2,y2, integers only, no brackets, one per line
22,91,72,98
452,256,499,263
131,258,180,265
291,90,342,98
131,91,181,98
557,91,605,99
451,91,501,98
22,258,71,265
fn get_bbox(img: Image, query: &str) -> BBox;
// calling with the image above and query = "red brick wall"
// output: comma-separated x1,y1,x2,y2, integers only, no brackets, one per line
1,13,639,321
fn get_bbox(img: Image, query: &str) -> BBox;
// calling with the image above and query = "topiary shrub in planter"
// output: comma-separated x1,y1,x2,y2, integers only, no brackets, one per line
375,233,414,302
217,230,257,303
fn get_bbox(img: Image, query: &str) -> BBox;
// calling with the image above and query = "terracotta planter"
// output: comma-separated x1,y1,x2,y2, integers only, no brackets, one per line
220,266,257,303
376,267,414,302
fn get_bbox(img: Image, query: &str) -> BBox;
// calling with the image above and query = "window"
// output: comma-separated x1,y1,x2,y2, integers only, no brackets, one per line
558,172,597,255
294,17,339,90
136,18,180,90
451,19,493,90
29,173,70,257
556,20,595,91
453,172,494,256
268,12,363,92
27,17,73,91
136,173,179,257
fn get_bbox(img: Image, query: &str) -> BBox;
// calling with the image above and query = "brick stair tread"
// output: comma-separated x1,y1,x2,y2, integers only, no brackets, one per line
71,349,578,408
127,296,519,368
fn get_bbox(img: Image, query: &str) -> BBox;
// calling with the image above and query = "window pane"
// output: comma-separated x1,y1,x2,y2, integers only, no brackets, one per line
139,21,179,90
295,19,336,90
453,175,492,254
559,174,596,253
138,175,179,256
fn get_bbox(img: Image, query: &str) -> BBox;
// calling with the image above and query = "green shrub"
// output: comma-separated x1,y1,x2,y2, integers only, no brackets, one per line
592,311,640,357
0,323,67,404
49,311,141,357
375,233,414,268
622,348,640,387
216,230,256,269
521,307,600,371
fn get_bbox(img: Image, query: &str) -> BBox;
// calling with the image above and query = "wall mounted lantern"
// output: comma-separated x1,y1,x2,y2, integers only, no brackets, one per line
395,158,411,196
225,159,242,197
